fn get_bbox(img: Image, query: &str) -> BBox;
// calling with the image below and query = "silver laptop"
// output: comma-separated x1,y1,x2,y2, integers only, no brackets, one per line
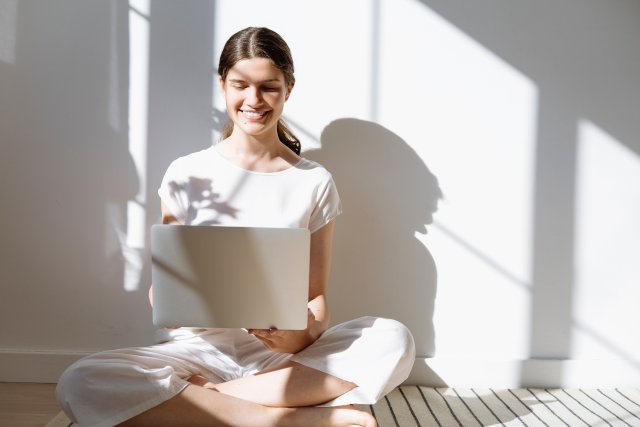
151,224,310,330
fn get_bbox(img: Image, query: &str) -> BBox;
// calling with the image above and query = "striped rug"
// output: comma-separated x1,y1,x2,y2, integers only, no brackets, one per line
46,387,640,427
362,387,640,426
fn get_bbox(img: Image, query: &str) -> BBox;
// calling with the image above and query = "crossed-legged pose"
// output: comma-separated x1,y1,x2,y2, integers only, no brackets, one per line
57,27,415,427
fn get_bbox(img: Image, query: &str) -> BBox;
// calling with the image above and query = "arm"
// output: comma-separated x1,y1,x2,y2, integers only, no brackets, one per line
160,201,182,225
306,219,335,340
249,219,336,353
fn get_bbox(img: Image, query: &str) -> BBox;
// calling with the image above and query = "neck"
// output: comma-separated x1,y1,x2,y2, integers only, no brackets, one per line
216,126,300,173
227,127,282,157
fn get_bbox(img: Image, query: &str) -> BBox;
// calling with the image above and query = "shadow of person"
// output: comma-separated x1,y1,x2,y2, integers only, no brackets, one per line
306,118,442,356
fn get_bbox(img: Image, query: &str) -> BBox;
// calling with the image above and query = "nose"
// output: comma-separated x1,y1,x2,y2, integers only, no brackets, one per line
246,86,262,106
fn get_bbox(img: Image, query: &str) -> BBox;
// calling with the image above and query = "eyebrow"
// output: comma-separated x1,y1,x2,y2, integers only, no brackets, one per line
228,78,282,84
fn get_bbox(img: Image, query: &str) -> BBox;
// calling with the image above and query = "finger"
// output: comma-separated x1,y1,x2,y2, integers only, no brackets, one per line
250,332,275,343
253,336,276,349
252,329,279,337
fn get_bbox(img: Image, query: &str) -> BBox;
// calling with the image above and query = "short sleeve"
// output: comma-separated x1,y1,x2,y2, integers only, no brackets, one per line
157,159,189,223
308,175,342,233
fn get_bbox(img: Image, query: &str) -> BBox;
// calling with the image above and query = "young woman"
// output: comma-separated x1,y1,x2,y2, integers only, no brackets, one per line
57,27,415,427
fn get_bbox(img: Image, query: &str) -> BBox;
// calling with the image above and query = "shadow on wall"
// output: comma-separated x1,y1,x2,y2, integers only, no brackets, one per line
307,118,442,357
0,0,220,351
415,0,640,383
0,0,219,352
0,1,153,349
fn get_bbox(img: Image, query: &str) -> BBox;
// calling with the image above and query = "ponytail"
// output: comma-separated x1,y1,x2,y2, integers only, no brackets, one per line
276,120,301,155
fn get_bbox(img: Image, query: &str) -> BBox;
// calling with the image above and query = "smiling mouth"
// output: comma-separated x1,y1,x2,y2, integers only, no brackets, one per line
240,110,269,119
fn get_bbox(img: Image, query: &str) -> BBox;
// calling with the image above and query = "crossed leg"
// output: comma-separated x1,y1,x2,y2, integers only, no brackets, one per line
119,361,376,426
190,360,356,407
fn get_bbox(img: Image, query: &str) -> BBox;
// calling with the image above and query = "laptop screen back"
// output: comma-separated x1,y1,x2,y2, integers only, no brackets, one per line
151,225,310,330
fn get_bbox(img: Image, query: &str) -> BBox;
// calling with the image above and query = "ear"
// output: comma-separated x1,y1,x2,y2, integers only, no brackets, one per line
217,76,226,95
285,82,294,101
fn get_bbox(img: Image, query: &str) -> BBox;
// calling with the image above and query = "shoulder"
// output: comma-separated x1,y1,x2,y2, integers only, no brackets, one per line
164,146,215,176
294,157,335,182
169,146,214,168
290,157,340,202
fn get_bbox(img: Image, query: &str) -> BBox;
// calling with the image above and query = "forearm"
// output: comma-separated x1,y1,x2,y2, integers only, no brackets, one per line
307,294,329,341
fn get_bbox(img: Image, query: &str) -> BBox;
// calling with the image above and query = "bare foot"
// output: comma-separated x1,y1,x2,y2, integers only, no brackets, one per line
275,405,377,427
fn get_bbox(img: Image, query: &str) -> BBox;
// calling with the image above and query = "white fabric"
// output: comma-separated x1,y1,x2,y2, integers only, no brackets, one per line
56,146,416,426
57,317,415,427
157,145,342,232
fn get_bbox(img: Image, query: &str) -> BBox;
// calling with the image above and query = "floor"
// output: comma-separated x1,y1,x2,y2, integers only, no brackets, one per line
0,382,60,427
368,386,640,426
3,382,640,426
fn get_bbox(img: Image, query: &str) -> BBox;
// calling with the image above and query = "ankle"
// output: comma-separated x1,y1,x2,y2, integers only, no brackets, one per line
186,374,218,390
269,406,376,427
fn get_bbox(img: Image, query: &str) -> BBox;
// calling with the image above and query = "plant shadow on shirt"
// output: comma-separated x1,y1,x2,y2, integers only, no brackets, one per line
168,177,240,225
306,118,442,357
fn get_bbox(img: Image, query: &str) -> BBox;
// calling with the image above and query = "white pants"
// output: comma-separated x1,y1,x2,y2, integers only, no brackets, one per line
57,317,415,427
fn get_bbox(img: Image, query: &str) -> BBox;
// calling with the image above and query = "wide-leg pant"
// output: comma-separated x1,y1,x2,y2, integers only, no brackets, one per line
57,317,415,427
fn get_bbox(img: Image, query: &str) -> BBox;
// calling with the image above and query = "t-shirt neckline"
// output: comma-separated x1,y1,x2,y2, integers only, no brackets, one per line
210,144,304,176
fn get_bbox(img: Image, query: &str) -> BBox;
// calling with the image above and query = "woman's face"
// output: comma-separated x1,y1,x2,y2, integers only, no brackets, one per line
219,57,291,140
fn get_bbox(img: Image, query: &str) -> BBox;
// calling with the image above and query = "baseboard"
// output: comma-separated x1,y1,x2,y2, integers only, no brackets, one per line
2,349,639,387
405,356,640,388
0,349,91,383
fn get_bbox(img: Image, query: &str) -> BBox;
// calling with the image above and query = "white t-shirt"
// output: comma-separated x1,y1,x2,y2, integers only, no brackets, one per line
158,145,342,233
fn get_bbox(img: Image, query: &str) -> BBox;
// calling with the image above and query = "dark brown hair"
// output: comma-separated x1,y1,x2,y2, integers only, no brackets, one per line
218,27,301,155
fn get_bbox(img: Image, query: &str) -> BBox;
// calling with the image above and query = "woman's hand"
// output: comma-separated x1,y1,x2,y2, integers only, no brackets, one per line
248,309,317,354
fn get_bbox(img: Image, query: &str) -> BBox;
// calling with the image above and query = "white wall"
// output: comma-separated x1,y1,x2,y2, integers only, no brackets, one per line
1,0,639,387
